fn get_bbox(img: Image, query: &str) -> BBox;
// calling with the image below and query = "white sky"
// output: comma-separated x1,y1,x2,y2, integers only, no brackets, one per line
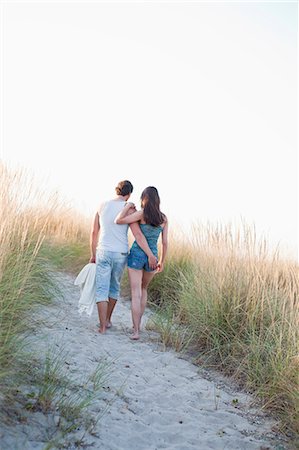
0,0,298,259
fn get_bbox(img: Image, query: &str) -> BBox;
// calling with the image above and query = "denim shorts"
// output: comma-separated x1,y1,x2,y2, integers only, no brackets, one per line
127,247,157,272
96,250,128,302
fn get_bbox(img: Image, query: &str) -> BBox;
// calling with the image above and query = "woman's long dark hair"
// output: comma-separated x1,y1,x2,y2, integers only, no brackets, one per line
141,186,165,227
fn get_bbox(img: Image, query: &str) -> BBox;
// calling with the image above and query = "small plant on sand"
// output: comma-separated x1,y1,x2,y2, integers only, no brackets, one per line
23,346,113,444
146,305,194,353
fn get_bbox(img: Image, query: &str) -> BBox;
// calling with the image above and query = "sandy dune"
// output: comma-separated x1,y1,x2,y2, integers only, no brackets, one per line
0,273,288,450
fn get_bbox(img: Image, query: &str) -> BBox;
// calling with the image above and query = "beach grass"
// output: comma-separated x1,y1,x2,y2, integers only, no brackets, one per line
0,162,112,446
0,162,90,408
32,346,112,423
148,223,299,437
1,161,298,441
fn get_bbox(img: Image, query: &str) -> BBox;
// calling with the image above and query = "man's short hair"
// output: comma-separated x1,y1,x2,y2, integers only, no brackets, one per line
115,180,133,196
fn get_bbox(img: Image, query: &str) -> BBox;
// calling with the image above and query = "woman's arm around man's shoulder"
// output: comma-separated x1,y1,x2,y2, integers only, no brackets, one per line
114,203,143,224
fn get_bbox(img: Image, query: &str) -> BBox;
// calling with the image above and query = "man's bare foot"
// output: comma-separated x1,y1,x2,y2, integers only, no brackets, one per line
130,332,140,340
106,321,112,328
98,327,106,334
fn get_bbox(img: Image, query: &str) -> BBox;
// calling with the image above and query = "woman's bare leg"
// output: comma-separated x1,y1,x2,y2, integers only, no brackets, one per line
128,268,143,339
140,271,156,328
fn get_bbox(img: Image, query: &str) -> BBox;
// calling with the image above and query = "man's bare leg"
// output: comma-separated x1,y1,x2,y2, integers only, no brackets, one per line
106,298,117,328
97,301,108,334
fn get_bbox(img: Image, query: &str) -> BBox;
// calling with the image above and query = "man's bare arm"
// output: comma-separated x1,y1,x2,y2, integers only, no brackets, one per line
90,212,100,263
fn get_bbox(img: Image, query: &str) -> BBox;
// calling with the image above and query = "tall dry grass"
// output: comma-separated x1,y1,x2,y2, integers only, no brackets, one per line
2,160,298,438
0,162,114,445
149,223,299,436
0,161,90,380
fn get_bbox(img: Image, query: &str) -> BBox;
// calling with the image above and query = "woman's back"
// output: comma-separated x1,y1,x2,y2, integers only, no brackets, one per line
132,223,163,255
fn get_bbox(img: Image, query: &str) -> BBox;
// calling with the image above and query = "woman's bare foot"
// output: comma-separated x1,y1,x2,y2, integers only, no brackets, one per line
130,332,140,340
98,326,106,334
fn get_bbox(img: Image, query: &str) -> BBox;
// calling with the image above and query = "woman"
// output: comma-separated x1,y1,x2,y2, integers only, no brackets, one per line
114,186,168,340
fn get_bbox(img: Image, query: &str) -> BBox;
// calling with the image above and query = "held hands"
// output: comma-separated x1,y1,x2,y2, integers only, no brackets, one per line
147,255,164,272
125,202,135,209
148,254,158,270
124,202,136,215
127,206,137,214
156,261,164,273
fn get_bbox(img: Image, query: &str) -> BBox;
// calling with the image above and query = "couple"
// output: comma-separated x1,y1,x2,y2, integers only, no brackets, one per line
89,180,168,340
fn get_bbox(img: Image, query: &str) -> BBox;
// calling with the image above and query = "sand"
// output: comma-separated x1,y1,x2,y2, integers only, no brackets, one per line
0,272,289,450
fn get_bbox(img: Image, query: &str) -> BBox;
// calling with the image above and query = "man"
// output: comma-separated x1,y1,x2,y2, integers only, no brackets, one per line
90,180,157,334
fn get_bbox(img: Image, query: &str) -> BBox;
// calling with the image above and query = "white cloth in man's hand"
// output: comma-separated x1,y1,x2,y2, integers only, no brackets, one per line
74,263,96,316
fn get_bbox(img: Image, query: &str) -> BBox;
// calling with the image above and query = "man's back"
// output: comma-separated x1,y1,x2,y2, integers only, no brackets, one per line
97,199,129,253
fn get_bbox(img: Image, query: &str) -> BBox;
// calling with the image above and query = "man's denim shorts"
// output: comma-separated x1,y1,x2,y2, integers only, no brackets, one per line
96,250,128,303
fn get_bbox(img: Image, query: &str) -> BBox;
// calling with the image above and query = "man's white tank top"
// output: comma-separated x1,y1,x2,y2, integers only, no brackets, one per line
97,199,129,253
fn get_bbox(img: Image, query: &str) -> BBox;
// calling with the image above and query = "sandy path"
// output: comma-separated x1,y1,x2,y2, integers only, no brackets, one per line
0,273,287,450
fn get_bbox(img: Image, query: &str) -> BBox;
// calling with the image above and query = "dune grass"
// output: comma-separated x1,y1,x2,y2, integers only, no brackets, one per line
1,161,298,442
0,162,93,434
148,224,299,437
0,162,116,446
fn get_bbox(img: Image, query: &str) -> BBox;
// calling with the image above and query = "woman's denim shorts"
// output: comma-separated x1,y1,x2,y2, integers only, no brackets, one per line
96,250,128,302
127,246,157,272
